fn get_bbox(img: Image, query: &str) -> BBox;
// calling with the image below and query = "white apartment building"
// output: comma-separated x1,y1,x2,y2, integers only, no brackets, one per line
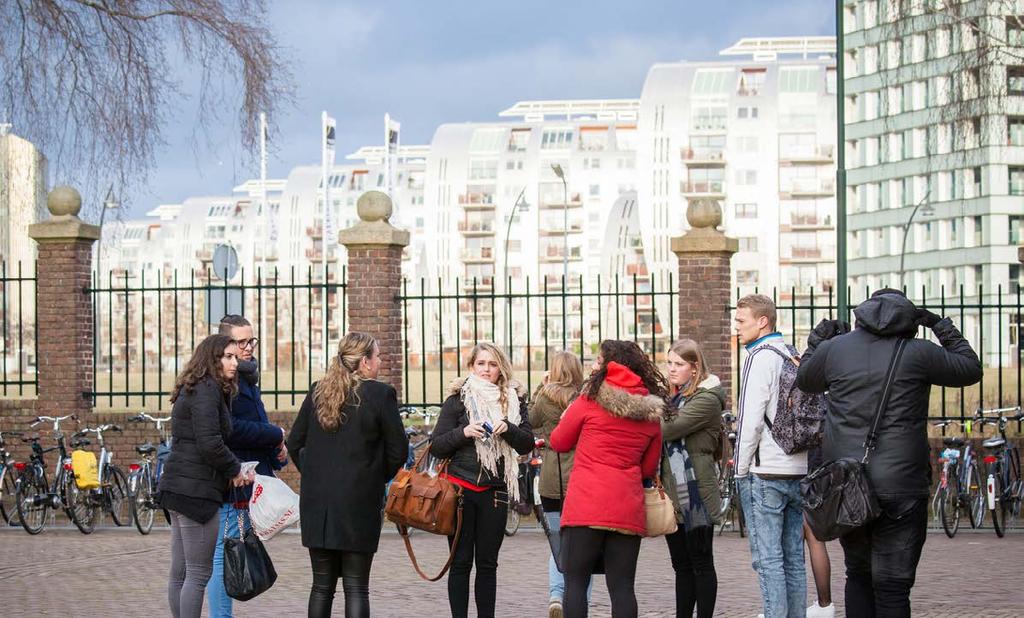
637,36,840,311
842,0,1023,364
0,127,46,374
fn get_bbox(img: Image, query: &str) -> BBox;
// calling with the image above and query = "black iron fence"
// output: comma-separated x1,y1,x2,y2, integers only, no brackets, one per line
85,265,346,410
398,274,679,409
0,262,36,397
732,285,1023,425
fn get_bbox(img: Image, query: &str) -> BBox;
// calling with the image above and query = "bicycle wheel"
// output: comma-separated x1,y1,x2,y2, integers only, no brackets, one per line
718,469,733,520
938,481,960,538
990,472,1005,538
966,461,985,529
504,502,521,536
63,472,96,535
1,467,18,526
105,465,131,526
130,470,155,535
15,472,47,535
1005,479,1022,531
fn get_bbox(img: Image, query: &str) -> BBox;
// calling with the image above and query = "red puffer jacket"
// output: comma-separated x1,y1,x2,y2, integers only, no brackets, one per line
549,361,664,535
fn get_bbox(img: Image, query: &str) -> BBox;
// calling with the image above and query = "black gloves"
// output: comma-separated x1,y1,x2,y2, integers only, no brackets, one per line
807,318,851,349
915,308,943,329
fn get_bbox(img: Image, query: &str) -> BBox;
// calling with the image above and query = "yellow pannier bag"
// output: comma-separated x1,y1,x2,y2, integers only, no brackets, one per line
71,450,100,490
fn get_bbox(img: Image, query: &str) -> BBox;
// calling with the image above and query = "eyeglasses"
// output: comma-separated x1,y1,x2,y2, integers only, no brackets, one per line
233,338,259,350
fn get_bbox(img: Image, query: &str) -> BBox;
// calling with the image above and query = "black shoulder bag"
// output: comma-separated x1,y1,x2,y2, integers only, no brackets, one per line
800,338,907,542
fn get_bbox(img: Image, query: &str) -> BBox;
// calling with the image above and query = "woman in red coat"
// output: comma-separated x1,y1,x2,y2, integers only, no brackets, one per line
550,340,668,618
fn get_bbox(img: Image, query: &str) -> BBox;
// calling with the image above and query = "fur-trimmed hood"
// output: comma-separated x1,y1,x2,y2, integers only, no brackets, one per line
446,375,527,400
592,361,666,422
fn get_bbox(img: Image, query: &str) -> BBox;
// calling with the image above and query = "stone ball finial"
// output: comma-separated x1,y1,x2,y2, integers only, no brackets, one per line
356,190,393,223
686,198,722,229
48,185,82,217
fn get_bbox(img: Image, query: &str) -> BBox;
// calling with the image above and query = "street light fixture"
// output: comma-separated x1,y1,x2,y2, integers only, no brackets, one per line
550,163,568,285
502,186,527,289
898,193,935,288
96,184,120,280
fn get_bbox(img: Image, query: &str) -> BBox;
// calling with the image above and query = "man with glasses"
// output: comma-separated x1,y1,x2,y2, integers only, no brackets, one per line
207,314,287,617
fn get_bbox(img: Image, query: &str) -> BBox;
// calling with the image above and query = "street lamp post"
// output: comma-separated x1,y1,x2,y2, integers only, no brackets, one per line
502,186,527,288
551,163,568,284
898,196,935,287
96,185,120,280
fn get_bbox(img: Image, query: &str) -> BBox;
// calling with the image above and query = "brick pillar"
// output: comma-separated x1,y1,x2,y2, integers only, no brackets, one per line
671,198,738,405
27,186,100,418
338,191,410,398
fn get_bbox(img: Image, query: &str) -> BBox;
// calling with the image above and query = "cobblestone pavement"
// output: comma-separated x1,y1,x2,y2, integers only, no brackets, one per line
0,525,1021,617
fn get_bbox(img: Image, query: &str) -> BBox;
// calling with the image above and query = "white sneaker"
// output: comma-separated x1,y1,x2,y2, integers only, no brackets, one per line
548,599,563,618
806,602,835,618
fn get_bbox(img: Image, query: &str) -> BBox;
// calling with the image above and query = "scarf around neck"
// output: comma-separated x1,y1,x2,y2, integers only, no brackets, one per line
460,373,522,501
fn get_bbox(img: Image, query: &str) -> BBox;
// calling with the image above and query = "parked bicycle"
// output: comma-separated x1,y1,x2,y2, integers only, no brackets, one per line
717,411,745,537
931,419,985,538
975,406,1024,537
72,423,131,531
126,412,173,534
13,414,93,535
504,438,545,537
0,430,23,526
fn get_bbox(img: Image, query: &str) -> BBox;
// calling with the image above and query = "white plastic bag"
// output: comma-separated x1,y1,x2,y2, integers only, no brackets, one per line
248,474,300,541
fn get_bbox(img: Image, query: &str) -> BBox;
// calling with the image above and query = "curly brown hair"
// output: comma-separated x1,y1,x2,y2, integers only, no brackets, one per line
582,339,669,400
170,334,239,403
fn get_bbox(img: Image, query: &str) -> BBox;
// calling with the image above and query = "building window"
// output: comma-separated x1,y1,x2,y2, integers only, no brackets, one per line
735,169,757,185
825,67,837,94
1011,264,1021,295
973,216,983,246
737,106,759,119
1010,118,1024,146
1009,17,1024,46
582,157,601,170
1011,167,1024,195
508,128,531,152
971,166,983,196
1009,67,1024,95
735,203,758,218
738,237,758,252
738,68,766,95
950,218,960,247
541,128,574,149
737,270,759,285
589,184,600,197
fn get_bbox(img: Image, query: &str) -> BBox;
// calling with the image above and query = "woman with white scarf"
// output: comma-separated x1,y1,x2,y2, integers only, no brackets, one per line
430,342,535,618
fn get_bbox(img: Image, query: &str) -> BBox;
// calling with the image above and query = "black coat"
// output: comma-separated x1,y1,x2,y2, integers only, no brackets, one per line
429,385,534,488
158,376,242,503
796,293,982,499
286,380,408,552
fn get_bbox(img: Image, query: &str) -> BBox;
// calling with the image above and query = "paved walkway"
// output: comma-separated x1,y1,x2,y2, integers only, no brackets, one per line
0,526,1020,617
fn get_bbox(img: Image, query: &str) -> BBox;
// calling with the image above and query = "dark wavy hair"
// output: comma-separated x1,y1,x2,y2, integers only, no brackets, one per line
170,334,239,403
582,339,670,400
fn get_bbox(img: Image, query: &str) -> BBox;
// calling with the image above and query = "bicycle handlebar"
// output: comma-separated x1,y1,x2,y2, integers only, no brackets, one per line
130,413,172,424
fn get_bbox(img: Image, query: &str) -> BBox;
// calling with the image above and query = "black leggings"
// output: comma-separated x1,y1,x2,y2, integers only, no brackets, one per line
447,487,508,618
561,526,642,618
664,527,717,618
307,548,374,618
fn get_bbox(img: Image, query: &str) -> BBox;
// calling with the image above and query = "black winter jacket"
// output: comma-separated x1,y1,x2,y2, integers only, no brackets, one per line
286,380,408,552
796,293,982,498
429,381,534,489
159,376,242,504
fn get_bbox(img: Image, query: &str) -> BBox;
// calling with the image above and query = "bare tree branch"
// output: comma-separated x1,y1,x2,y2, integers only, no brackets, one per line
0,0,293,220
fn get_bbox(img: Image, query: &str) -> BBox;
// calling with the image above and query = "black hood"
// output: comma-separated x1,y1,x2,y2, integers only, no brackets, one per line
853,292,919,337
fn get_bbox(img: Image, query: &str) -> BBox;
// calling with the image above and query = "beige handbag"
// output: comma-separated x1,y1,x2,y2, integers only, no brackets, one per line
643,477,678,537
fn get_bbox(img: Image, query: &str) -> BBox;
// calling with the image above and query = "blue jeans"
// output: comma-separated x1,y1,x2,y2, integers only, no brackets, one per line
544,510,592,603
736,476,759,574
746,476,806,618
208,503,240,618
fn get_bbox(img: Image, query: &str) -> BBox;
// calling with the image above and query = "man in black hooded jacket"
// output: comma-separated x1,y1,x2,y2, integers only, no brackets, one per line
796,289,981,618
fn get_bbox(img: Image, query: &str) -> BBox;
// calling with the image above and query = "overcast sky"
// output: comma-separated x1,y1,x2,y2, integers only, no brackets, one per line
125,0,834,217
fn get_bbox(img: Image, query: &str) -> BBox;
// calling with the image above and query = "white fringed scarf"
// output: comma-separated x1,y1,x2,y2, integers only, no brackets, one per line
461,374,522,501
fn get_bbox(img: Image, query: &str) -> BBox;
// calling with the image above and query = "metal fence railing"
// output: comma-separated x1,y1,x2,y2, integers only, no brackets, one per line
0,261,37,397
398,274,677,409
86,265,346,411
732,285,1023,427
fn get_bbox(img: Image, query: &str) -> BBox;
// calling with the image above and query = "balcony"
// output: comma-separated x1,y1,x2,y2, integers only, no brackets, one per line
780,178,835,198
680,180,726,199
305,247,323,260
542,274,582,290
539,248,583,263
781,247,835,264
306,225,323,239
691,117,727,132
459,192,496,210
539,193,583,210
461,277,494,292
458,221,495,236
461,247,495,264
681,146,726,166
625,263,650,277
779,145,835,165
781,215,834,231
458,300,493,315
539,220,584,235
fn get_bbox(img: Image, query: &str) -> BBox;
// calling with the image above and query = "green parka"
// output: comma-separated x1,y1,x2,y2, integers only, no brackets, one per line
660,374,726,524
528,389,576,500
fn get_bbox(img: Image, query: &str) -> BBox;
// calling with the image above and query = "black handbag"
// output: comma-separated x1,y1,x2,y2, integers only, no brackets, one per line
223,507,278,601
801,338,907,541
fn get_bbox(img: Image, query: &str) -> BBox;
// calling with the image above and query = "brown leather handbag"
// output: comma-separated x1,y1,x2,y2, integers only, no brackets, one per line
384,448,464,581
